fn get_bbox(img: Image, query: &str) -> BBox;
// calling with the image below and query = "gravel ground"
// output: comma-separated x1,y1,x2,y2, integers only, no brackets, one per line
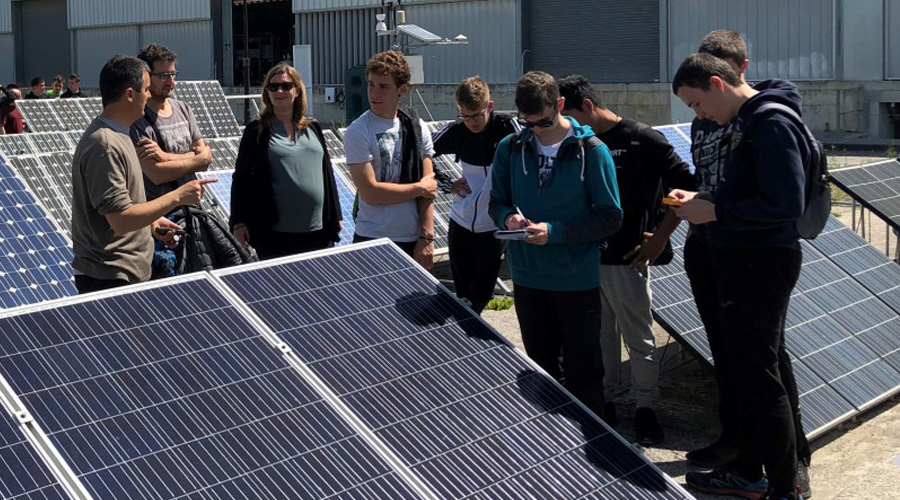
430,153,900,498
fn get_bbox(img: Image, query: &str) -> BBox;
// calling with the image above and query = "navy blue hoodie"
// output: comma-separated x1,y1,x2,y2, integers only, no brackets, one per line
710,80,810,250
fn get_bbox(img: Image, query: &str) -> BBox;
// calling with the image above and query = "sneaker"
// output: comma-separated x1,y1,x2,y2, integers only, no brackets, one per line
601,402,617,425
685,468,769,500
796,462,812,499
686,439,739,469
634,407,664,445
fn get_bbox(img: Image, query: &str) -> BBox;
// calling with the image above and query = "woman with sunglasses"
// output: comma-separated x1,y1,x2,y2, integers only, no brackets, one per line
230,63,342,259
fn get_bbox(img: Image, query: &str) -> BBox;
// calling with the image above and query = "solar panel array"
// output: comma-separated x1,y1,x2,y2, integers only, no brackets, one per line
0,132,74,157
829,159,900,231
10,152,74,235
0,155,77,308
647,123,900,438
15,98,102,132
0,244,692,499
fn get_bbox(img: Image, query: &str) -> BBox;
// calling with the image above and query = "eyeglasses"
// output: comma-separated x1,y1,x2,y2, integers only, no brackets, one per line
151,71,179,81
520,105,558,129
458,109,487,122
267,82,294,93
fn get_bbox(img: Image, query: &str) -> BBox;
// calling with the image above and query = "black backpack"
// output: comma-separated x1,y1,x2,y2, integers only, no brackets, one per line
749,102,831,240
171,206,257,274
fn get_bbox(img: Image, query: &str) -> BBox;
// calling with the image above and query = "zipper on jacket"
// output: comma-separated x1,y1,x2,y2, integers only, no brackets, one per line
470,165,488,232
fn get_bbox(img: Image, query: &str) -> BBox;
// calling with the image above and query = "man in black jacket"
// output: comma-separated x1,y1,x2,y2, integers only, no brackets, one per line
671,52,809,500
432,77,520,313
559,75,695,443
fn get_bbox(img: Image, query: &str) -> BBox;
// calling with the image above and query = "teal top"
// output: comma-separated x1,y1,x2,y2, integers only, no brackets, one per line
268,122,326,233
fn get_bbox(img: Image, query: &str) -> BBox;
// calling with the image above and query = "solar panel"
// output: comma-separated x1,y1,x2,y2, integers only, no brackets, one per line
0,135,34,157
206,137,239,171
15,101,64,133
77,98,102,121
11,153,74,236
26,133,72,155
215,242,692,499
397,24,442,43
332,167,357,247
53,99,92,131
323,129,345,159
0,401,70,499
0,275,424,499
653,124,695,173
196,169,233,226
829,159,900,231
0,156,77,308
173,81,242,139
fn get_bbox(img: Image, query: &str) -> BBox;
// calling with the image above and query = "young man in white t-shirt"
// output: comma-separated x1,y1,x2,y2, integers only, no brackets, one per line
343,50,438,269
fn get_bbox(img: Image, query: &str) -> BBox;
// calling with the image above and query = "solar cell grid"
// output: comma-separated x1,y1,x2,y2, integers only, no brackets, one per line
0,159,76,308
332,168,357,247
0,135,34,157
27,133,72,155
11,153,73,236
15,101,64,133
830,160,900,230
0,277,421,499
217,242,691,499
196,169,233,225
77,98,102,121
206,138,239,171
197,81,242,137
323,129,345,159
52,99,90,131
0,404,69,499
653,125,695,173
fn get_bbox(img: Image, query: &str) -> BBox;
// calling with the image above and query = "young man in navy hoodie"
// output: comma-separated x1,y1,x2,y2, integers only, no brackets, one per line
688,30,812,499
670,53,809,500
490,71,622,416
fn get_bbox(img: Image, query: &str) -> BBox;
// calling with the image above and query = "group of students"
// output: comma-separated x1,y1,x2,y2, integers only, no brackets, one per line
0,74,83,134
68,29,813,500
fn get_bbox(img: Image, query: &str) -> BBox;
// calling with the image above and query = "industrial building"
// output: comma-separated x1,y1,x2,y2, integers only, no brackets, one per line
0,0,899,136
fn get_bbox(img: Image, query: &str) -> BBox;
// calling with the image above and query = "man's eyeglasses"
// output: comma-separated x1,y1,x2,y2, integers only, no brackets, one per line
267,82,294,93
151,71,179,81
519,105,558,129
458,109,487,122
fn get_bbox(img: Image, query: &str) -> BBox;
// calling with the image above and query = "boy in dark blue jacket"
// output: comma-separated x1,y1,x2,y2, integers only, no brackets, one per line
670,52,809,500
490,71,622,416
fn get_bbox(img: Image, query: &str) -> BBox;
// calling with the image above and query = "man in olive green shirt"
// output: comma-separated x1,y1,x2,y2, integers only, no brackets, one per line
70,55,215,294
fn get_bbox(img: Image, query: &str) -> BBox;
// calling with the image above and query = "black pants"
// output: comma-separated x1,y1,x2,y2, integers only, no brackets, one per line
685,234,811,468
74,275,131,294
254,228,333,260
353,234,416,257
515,284,605,416
448,220,505,314
713,246,802,493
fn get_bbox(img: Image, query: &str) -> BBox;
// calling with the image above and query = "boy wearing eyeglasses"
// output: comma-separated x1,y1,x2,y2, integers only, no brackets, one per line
490,71,622,417
130,43,212,202
431,77,521,313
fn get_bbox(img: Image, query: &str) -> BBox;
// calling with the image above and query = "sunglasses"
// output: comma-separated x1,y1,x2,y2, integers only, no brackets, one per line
519,105,558,129
267,82,294,93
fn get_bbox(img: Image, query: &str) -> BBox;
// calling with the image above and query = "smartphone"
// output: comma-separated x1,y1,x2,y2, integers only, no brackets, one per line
155,227,186,236
494,229,528,240
662,197,684,207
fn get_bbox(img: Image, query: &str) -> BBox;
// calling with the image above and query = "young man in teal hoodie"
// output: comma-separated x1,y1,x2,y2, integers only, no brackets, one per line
490,71,622,416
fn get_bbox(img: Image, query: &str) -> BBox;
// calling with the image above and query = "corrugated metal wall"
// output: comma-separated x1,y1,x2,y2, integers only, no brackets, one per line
0,34,13,82
73,21,214,87
0,0,11,33
67,0,210,29
528,0,660,83
887,0,900,79
293,0,454,13
668,0,835,81
298,0,518,84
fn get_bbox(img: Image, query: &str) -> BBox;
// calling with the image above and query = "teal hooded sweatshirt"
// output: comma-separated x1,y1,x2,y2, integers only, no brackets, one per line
490,117,622,291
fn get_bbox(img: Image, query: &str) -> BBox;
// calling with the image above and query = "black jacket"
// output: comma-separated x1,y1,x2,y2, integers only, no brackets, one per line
231,119,342,241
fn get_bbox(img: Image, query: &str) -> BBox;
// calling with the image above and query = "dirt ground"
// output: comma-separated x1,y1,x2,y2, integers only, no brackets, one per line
432,153,900,499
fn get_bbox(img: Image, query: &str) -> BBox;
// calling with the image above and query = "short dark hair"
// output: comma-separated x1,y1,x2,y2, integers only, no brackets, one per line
69,74,80,82
366,50,411,88
53,74,63,84
455,76,490,110
515,71,559,116
7,83,19,90
698,29,748,67
672,53,742,94
558,74,603,111
137,43,178,70
99,55,148,107
30,77,44,87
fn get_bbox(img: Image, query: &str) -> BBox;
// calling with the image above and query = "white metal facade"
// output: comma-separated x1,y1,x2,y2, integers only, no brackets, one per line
668,0,835,81
297,0,520,84
67,0,210,28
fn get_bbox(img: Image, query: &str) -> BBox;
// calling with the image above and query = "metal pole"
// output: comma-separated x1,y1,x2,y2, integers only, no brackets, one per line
243,0,251,124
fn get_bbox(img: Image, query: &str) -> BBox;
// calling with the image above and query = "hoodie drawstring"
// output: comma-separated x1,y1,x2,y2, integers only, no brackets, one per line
579,142,586,182
521,144,527,176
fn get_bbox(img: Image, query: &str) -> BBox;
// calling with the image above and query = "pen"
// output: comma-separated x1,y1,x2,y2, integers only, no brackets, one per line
515,206,526,228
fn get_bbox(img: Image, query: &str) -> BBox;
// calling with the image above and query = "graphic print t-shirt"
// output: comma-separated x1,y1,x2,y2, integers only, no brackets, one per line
537,128,573,186
343,110,434,242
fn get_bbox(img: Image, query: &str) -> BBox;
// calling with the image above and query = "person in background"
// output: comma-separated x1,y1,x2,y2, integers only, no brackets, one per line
50,75,64,97
61,74,83,98
230,63,342,259
0,87,24,134
25,77,48,99
431,76,521,313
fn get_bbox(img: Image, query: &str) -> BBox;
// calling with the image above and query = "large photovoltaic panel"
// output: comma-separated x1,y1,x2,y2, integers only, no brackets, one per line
829,159,900,231
53,99,90,131
78,98,102,121
15,101,64,132
0,156,77,308
196,169,233,226
26,133,72,155
216,242,692,499
11,152,74,236
206,137,239,171
173,81,242,139
653,124,695,173
0,404,68,499
0,276,422,499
